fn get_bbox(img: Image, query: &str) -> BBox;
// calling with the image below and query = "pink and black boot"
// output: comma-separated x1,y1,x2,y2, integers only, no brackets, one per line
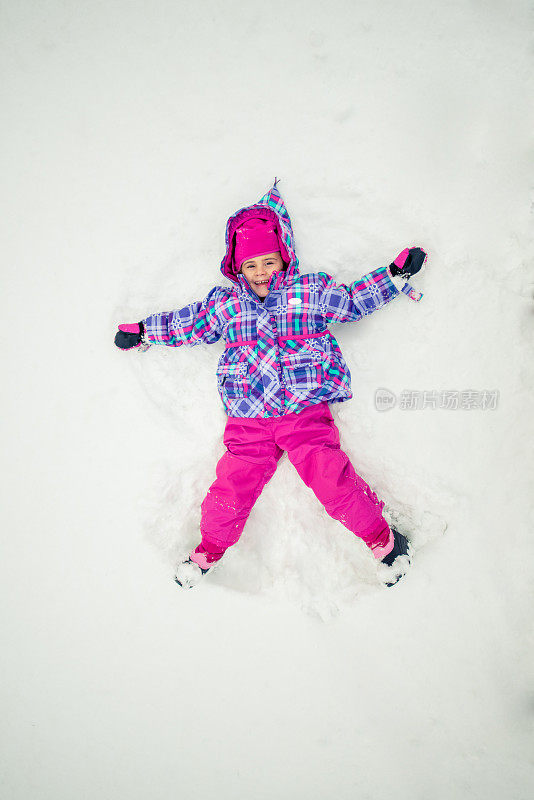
375,527,413,587
174,547,222,589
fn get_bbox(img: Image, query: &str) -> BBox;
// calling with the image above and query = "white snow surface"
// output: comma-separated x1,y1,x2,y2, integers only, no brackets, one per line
2,1,533,798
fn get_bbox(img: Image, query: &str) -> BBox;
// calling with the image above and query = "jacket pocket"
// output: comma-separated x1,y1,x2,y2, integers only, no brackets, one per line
280,347,324,391
217,361,251,399
280,348,324,368
282,363,323,390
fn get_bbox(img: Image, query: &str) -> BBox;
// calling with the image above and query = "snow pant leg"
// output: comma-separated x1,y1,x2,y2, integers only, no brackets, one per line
274,403,391,551
198,416,283,561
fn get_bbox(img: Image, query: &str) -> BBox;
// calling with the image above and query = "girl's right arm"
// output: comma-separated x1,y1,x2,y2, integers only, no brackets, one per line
115,286,227,350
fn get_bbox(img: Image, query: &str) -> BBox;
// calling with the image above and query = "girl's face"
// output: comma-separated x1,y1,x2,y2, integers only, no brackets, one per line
240,252,285,298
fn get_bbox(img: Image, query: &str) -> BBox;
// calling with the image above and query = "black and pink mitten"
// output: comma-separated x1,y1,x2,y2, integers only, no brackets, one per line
389,247,427,278
114,322,147,350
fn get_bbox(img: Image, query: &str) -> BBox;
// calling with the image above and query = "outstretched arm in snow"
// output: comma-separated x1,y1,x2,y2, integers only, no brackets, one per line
318,247,427,325
114,286,226,350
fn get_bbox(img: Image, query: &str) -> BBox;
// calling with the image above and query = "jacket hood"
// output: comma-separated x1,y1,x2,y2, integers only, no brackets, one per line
220,180,299,284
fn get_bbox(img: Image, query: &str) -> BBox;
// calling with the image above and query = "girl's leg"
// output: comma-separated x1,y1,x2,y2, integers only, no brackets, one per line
195,416,284,564
274,403,392,555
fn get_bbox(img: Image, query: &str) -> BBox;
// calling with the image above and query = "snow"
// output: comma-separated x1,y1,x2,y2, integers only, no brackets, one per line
1,1,533,798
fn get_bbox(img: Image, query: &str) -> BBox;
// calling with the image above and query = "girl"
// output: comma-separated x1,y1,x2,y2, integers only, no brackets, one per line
115,181,426,589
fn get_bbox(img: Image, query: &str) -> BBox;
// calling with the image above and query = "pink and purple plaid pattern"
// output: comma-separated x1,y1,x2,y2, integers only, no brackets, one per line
143,182,406,418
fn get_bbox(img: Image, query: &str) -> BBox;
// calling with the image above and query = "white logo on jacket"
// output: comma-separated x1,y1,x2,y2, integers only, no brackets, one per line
288,298,302,305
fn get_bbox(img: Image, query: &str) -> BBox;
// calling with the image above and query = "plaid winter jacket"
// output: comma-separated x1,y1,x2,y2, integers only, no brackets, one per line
142,183,420,418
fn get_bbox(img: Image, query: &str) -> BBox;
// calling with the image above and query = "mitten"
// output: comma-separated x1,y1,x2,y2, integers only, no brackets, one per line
389,247,427,278
114,322,146,350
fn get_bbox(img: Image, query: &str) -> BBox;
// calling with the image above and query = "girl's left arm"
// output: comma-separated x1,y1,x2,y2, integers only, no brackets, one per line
317,266,400,325
317,249,426,324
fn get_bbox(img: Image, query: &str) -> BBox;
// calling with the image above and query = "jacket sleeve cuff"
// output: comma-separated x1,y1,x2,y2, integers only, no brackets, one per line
141,315,163,345
386,266,407,293
385,266,424,303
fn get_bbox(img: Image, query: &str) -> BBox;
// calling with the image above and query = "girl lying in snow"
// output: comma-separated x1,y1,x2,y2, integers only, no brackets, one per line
115,181,426,589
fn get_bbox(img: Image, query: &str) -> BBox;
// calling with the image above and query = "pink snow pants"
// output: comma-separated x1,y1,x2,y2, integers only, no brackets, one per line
194,402,392,565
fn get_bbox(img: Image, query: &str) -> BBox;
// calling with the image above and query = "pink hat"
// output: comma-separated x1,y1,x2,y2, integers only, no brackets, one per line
234,217,281,269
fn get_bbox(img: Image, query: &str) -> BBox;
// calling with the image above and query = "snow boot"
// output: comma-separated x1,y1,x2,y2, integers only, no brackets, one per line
174,557,211,589
174,550,220,589
378,527,412,587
